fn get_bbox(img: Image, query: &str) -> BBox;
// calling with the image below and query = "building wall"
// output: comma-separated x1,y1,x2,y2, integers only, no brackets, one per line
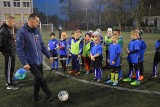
0,0,32,24
142,16,160,27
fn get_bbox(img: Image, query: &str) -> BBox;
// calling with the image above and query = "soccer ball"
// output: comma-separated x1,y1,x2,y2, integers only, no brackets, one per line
58,91,69,101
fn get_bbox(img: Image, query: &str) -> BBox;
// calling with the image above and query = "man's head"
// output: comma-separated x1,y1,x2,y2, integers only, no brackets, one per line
28,14,39,28
6,16,15,28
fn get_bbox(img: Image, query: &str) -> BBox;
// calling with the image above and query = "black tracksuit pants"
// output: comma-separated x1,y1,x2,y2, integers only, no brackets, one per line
29,64,51,97
4,55,15,85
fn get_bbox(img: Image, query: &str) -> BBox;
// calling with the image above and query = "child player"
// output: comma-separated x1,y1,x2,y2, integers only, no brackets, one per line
148,39,160,79
90,35,103,82
58,32,67,72
48,32,59,71
123,30,140,85
106,33,122,86
82,33,94,74
137,30,146,80
104,28,113,69
66,32,74,66
68,31,83,76
113,29,123,81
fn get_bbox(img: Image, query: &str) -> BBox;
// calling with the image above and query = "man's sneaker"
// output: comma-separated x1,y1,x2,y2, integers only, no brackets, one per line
69,70,75,74
32,96,45,102
112,81,118,86
131,73,136,79
123,77,132,82
131,80,140,86
6,81,19,86
75,72,80,76
106,79,114,84
148,75,157,80
45,95,54,102
7,85,19,90
139,76,144,81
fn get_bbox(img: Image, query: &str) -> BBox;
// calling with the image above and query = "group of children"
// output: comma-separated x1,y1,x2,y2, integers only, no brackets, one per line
47,28,160,86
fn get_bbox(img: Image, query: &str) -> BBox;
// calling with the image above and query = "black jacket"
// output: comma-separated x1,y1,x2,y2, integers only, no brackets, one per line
0,22,16,56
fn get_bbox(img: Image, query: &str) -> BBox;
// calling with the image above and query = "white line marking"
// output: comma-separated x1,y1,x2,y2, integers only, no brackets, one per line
55,71,160,95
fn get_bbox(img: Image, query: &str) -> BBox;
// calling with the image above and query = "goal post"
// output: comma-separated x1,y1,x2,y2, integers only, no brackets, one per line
39,22,54,36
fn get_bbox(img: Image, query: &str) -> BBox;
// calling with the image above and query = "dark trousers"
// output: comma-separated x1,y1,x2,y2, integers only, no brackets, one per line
60,55,67,70
138,61,144,76
71,54,80,72
128,62,140,80
4,55,15,85
29,64,51,97
105,50,110,67
153,52,160,75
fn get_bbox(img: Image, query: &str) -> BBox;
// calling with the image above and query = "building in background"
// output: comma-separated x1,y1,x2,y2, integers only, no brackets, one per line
0,0,32,27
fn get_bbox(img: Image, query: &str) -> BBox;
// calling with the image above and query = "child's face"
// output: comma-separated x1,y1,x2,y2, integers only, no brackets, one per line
131,34,137,40
77,32,82,37
74,33,79,40
94,37,100,45
61,35,66,40
51,35,55,40
107,31,112,36
85,34,90,41
111,36,117,43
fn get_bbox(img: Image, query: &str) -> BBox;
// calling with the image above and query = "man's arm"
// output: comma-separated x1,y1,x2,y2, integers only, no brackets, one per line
16,30,28,66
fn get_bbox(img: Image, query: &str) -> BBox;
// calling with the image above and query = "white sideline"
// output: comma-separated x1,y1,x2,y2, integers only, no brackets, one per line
55,71,160,96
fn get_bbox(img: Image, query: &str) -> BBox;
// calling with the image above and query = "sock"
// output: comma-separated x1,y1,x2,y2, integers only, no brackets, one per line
111,72,115,82
136,70,140,80
55,60,58,69
66,56,71,65
52,62,54,69
153,63,158,75
118,69,122,78
115,73,118,82
128,70,133,78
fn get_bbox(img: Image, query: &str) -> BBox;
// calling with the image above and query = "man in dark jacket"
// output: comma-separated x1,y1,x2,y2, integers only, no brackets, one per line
0,16,19,90
16,14,54,102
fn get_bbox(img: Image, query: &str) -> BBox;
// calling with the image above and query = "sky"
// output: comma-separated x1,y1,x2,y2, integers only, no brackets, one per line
33,0,66,19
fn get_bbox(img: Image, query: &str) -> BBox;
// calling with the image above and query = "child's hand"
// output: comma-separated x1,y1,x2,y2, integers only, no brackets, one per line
78,55,81,58
112,61,115,64
107,59,110,63
126,48,130,54
92,57,95,61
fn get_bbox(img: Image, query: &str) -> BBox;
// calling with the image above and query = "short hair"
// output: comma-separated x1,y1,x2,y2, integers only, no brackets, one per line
76,29,82,34
114,28,121,34
28,14,38,20
61,32,67,37
131,30,139,36
112,33,119,39
6,16,15,20
50,32,55,37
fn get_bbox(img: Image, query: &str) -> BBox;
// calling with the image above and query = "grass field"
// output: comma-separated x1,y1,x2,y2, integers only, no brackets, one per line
0,31,160,107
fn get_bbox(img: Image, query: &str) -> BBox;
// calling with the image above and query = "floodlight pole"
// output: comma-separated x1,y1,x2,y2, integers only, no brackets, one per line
86,0,89,30
46,0,48,24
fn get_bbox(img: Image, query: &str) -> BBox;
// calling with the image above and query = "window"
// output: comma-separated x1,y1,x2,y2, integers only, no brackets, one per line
23,2,30,7
13,0,20,7
3,1,11,7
